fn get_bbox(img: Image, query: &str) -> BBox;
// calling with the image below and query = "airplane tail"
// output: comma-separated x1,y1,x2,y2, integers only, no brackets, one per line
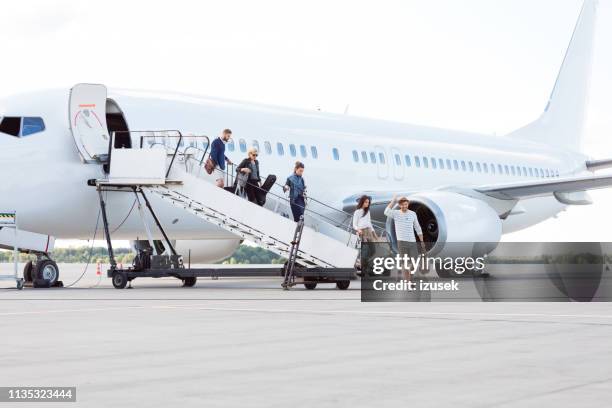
507,0,598,152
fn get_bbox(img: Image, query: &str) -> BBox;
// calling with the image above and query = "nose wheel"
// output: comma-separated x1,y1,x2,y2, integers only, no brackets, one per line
33,258,60,288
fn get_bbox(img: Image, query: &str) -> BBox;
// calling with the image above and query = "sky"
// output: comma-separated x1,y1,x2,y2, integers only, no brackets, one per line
0,0,611,245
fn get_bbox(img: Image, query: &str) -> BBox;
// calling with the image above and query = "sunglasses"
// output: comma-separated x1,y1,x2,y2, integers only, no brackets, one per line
250,153,258,156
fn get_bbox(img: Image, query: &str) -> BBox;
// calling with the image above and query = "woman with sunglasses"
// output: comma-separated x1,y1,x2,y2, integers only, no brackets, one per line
236,147,265,206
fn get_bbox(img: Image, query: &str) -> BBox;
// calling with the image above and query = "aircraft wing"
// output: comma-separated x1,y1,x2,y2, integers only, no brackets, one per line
343,173,612,212
475,173,612,200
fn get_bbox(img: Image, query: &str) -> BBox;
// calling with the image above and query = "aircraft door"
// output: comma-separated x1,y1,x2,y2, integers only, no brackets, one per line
69,83,111,162
375,146,389,180
390,147,404,181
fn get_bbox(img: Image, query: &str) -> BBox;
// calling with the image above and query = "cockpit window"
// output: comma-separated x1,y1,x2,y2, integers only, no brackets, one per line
0,117,21,136
21,117,45,136
0,116,45,137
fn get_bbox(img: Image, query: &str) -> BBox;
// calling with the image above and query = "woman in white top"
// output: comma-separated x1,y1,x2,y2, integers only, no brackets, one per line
353,195,377,242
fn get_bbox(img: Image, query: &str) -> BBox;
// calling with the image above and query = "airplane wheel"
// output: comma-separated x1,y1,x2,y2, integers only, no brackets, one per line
23,261,33,282
35,260,59,287
336,280,350,290
304,282,317,290
182,277,197,287
112,271,128,289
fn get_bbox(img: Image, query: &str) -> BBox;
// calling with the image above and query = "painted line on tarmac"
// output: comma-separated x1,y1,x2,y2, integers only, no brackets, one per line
149,305,612,319
0,306,146,316
3,304,612,321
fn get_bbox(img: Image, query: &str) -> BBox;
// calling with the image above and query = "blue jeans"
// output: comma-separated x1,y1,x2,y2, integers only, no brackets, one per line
290,196,305,222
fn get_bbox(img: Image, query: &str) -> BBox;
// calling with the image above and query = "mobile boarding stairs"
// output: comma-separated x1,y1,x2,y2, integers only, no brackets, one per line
92,131,361,289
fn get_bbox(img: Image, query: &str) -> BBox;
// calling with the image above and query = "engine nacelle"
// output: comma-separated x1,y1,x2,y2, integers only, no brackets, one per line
405,191,502,258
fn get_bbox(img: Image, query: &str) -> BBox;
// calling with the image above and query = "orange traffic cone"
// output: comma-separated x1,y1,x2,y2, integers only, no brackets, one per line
96,262,101,276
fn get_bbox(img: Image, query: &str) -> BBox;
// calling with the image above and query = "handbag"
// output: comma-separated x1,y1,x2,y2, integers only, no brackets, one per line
204,157,216,175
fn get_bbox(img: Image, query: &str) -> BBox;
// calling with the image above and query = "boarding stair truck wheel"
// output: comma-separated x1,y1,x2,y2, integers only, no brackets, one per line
112,270,128,289
182,276,197,287
23,260,33,282
303,278,317,290
33,259,59,287
336,280,350,290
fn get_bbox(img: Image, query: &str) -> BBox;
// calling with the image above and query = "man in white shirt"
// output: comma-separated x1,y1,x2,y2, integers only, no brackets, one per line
384,195,426,279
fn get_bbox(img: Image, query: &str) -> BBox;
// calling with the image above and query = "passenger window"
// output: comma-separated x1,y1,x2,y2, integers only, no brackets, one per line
405,155,412,167
239,139,247,153
453,160,459,170
264,141,272,155
277,142,284,156
461,161,466,171
333,148,340,161
361,151,368,163
378,152,385,164
289,144,297,157
529,168,534,177
423,157,429,168
546,169,550,177
394,154,401,166
369,152,377,163
300,145,307,158
0,117,21,137
476,162,481,173
431,158,437,169
252,140,260,152
491,163,495,174
483,163,488,173
415,156,421,168
498,164,503,174
311,146,318,159
21,117,45,136
468,161,474,172
511,166,516,176
522,166,527,176
504,165,510,175
227,139,235,152
352,150,359,162
445,159,451,169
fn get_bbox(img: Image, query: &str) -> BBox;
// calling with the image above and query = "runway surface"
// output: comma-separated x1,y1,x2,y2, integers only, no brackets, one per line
1,264,612,407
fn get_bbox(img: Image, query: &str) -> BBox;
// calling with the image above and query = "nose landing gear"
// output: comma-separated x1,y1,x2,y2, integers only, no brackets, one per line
27,255,62,288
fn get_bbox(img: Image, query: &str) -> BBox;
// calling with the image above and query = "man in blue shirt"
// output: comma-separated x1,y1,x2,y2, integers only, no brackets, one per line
283,161,306,222
210,129,233,187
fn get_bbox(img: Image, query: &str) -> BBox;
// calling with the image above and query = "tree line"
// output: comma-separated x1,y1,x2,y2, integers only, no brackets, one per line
0,245,284,265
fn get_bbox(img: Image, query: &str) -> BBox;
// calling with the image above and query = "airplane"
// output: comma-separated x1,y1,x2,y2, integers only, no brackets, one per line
0,0,611,286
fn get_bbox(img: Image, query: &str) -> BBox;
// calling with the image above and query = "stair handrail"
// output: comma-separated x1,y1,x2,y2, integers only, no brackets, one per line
184,152,386,245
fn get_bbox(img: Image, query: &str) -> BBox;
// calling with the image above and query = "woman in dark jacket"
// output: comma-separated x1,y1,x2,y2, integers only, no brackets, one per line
236,147,265,206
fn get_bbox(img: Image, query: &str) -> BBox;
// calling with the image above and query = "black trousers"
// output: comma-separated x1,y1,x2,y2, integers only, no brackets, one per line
290,196,305,222
245,182,265,206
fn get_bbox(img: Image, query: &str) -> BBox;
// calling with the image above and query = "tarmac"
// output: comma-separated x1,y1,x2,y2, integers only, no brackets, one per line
1,263,612,407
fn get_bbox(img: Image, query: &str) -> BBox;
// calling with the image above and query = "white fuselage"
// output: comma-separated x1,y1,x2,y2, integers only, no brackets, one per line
0,88,588,242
